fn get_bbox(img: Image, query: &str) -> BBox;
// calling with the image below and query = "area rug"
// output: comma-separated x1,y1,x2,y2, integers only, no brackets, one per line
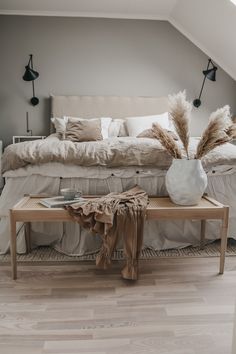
1,239,236,262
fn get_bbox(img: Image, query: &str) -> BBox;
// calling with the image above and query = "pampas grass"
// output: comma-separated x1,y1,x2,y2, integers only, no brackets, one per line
195,105,234,159
168,91,192,159
152,91,235,161
225,124,236,139
152,123,182,159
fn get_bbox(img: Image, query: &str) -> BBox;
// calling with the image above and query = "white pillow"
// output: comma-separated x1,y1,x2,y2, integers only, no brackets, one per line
51,117,68,135
51,117,112,139
125,113,173,137
108,119,126,137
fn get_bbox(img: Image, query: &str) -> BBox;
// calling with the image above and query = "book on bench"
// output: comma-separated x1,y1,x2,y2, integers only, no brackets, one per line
39,196,86,208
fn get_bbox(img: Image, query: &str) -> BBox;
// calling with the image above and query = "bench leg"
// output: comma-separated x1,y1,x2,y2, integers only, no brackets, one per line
10,211,17,280
200,220,206,250
25,222,31,253
219,207,229,275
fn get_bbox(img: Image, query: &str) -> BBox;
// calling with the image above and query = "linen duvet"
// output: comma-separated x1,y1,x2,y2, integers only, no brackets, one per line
0,135,236,255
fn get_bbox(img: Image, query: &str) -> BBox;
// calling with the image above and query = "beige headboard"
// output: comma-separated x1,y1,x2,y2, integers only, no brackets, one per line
51,95,169,118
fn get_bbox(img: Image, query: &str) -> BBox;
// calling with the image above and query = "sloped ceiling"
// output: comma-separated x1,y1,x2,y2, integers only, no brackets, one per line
0,0,235,80
170,0,236,81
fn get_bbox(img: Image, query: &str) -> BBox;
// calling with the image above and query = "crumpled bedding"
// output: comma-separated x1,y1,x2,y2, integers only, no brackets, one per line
2,135,236,173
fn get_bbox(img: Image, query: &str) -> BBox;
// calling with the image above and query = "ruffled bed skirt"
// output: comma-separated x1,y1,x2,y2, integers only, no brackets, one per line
0,169,236,255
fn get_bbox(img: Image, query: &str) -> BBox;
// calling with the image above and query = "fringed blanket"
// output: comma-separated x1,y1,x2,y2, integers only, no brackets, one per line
65,186,148,280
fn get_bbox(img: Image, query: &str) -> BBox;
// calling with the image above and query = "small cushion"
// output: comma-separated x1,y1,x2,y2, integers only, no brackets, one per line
65,119,103,142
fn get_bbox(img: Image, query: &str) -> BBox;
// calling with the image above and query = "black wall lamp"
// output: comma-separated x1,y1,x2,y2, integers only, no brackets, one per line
193,58,218,108
22,54,39,106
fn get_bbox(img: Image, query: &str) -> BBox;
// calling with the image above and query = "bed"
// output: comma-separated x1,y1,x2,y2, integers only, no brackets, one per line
0,95,236,255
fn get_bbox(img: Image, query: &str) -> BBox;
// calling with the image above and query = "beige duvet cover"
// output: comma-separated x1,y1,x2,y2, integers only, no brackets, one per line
2,135,236,173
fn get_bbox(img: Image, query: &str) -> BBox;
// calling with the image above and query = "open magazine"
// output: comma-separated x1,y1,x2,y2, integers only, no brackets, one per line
39,196,86,208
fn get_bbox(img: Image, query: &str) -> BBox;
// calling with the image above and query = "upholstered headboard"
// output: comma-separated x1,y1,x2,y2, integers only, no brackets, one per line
51,95,169,118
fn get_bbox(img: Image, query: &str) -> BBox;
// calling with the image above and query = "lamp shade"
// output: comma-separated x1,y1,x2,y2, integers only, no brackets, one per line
203,67,217,81
22,65,39,81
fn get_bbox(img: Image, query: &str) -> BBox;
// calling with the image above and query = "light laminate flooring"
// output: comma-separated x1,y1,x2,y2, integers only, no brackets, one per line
0,257,236,354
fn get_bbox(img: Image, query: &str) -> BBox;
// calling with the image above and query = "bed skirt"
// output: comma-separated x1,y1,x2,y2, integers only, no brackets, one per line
0,169,236,255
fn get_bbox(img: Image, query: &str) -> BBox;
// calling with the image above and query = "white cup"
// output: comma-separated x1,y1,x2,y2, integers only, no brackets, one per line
60,188,82,200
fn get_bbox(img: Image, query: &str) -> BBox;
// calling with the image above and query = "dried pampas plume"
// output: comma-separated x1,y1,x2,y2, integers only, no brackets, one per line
168,91,192,159
152,90,234,161
195,105,234,159
225,124,236,139
152,123,182,159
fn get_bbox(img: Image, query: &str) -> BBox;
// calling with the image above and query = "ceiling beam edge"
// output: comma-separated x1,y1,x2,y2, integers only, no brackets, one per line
0,9,168,21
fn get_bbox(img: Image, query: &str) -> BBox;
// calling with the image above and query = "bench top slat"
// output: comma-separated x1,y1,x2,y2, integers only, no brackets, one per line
11,195,225,212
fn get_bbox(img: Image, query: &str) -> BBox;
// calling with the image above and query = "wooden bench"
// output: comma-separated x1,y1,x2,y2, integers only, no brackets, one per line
9,195,229,279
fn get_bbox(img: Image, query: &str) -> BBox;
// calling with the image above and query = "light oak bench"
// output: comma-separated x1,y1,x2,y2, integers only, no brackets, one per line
9,195,229,280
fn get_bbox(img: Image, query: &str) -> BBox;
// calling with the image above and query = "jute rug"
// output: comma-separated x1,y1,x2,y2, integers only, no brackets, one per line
1,239,236,262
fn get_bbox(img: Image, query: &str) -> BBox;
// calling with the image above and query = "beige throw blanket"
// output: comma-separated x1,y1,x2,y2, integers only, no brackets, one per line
65,186,149,280
2,135,236,173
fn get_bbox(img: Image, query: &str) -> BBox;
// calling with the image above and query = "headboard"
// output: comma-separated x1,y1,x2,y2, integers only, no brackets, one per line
51,95,169,118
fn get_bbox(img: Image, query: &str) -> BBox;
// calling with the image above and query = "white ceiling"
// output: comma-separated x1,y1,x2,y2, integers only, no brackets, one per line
0,0,236,81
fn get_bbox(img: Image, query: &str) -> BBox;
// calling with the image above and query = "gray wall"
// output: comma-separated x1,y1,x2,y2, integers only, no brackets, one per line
0,15,235,146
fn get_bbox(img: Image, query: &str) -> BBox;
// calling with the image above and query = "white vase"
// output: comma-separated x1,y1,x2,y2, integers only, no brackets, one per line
165,159,208,206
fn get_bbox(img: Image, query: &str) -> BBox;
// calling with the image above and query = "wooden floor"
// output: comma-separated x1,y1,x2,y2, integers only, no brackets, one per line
0,257,236,354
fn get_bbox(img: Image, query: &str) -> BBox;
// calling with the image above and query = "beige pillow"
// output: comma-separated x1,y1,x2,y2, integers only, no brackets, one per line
137,128,178,140
66,117,111,139
65,119,103,142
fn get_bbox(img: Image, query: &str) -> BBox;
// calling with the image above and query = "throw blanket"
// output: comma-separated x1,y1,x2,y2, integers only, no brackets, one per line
2,135,236,173
65,186,149,280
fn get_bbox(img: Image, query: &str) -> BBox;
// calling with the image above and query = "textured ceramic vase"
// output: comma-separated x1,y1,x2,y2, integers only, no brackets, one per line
165,159,208,206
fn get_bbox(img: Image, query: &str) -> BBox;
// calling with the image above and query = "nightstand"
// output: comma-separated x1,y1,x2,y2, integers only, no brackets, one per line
12,136,46,144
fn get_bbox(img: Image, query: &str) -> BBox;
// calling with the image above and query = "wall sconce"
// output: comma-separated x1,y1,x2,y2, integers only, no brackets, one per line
22,54,39,106
193,58,218,108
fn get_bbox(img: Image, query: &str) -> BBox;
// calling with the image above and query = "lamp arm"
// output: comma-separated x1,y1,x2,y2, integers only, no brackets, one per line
30,54,34,69
197,58,211,100
30,54,36,99
31,75,39,106
197,75,207,101
27,54,33,67
32,80,36,98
